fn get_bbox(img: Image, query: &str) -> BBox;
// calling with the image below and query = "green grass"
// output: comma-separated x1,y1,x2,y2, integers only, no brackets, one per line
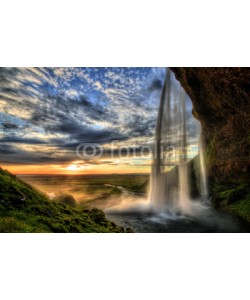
0,168,132,233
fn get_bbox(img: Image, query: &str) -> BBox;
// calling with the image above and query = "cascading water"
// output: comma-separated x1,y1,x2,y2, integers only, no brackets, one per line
149,68,208,215
106,68,244,232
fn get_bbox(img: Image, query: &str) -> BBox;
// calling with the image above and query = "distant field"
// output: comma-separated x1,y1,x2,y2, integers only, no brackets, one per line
18,174,149,210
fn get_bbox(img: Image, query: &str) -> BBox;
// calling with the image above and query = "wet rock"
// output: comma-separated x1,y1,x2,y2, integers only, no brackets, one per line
170,67,250,184
89,208,108,226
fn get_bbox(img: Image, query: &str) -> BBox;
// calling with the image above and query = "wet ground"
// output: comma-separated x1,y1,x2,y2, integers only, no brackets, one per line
106,206,249,233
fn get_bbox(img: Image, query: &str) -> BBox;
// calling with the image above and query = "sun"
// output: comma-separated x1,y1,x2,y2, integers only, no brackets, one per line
64,164,79,171
63,162,91,173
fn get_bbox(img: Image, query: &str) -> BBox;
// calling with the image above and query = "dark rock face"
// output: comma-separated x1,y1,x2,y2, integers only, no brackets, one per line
170,67,250,184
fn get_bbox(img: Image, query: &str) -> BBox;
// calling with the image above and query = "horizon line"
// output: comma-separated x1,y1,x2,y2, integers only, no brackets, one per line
16,172,150,176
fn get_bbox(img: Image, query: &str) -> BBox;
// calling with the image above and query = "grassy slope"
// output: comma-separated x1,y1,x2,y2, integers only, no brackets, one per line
0,168,131,233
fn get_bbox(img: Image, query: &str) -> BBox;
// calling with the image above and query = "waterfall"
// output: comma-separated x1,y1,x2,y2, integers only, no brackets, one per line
149,68,208,215
199,137,208,199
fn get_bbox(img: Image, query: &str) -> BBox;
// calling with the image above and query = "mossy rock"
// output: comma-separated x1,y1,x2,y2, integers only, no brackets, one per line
88,208,108,226
211,182,250,224
54,194,77,206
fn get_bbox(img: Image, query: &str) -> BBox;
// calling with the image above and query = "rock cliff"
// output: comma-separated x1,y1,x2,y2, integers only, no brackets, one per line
171,68,250,222
171,67,250,184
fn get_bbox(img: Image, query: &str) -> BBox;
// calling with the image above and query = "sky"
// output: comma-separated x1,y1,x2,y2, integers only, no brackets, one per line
0,67,199,174
0,67,165,174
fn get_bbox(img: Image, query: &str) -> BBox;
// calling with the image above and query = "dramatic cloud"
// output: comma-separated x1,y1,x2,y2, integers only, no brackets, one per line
0,68,165,167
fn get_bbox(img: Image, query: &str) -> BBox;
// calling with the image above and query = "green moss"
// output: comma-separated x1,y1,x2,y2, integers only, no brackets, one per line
211,182,250,223
0,168,131,233
226,194,250,223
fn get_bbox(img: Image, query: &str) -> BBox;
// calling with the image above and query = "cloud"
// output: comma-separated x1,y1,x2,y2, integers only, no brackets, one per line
148,79,163,91
0,144,17,155
0,68,168,166
1,122,19,130
0,137,48,144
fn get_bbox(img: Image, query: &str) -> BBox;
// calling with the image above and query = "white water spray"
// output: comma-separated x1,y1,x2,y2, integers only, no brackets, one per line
149,69,208,215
